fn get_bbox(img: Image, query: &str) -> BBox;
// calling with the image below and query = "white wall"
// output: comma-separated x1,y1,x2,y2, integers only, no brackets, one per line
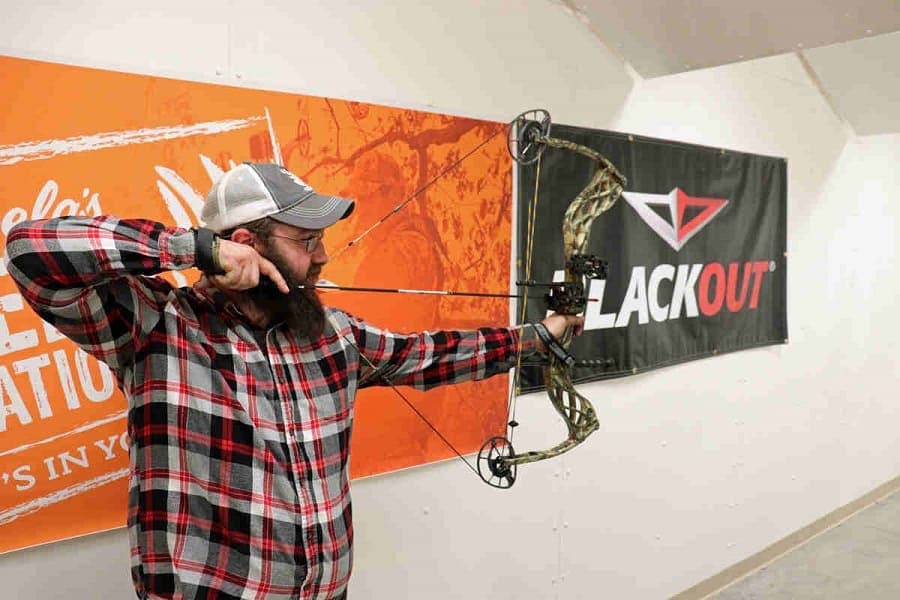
1,1,898,599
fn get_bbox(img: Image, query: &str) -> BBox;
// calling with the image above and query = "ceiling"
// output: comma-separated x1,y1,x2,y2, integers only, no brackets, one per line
559,0,900,135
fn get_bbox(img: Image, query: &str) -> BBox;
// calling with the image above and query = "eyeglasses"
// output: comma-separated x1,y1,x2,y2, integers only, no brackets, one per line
270,233,324,253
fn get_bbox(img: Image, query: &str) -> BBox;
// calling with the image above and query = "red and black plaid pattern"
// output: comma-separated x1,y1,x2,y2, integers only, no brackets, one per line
6,217,534,600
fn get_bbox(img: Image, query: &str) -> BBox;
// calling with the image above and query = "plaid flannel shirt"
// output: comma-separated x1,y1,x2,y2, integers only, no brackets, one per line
6,217,537,599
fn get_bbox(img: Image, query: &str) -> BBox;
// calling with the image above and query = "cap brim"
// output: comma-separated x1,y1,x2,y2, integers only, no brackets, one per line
269,193,355,230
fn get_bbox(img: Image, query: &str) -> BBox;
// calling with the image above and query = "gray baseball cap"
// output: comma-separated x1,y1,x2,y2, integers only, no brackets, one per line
201,162,355,232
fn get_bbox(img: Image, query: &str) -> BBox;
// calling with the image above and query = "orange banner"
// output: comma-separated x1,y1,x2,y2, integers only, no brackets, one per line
0,55,512,553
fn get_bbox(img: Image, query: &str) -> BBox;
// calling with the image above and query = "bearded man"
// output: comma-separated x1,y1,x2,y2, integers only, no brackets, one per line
6,162,582,600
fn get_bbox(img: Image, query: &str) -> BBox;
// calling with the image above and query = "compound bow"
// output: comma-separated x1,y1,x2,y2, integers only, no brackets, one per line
325,109,626,489
475,109,626,488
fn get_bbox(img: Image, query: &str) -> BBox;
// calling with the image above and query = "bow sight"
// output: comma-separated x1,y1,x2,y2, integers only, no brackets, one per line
568,254,608,280
516,254,609,314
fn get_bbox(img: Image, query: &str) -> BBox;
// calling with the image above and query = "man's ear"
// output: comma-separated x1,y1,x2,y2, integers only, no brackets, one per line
228,228,268,256
228,228,255,246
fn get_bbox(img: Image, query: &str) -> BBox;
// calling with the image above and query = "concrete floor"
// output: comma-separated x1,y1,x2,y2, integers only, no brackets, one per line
709,489,900,599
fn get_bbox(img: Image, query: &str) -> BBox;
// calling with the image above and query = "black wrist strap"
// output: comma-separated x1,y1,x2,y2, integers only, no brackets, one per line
194,227,225,275
533,323,576,368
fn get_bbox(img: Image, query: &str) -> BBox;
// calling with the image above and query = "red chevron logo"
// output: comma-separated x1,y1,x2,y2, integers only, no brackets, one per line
621,188,728,251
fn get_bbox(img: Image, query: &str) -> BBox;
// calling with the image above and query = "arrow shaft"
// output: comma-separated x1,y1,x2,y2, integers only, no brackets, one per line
299,283,599,303
299,283,524,300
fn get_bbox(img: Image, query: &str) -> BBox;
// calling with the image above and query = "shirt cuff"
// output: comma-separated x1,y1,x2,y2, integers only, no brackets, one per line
516,323,543,357
158,228,196,271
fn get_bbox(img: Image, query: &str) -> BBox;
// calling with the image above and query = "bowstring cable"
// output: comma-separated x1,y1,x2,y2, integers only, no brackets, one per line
322,126,506,476
326,313,480,476
506,150,544,446
330,127,505,262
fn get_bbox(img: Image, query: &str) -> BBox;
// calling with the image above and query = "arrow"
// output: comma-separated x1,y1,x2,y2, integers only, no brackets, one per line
298,279,599,303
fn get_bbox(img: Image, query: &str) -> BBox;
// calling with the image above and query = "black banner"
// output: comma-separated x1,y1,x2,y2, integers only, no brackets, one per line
517,125,787,390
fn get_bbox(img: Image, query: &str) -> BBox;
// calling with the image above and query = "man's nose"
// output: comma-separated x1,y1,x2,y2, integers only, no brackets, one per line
312,243,328,265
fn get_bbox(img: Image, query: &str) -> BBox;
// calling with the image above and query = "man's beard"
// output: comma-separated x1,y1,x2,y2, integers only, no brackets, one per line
245,246,326,340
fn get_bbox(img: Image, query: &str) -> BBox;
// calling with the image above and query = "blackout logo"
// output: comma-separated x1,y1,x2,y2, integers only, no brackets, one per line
622,188,728,251
547,188,777,329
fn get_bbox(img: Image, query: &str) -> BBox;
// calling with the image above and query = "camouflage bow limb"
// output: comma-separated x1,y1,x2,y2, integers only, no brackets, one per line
476,110,626,489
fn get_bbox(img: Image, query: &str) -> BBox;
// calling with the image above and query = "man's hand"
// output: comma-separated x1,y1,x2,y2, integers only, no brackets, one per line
207,239,290,293
537,313,585,352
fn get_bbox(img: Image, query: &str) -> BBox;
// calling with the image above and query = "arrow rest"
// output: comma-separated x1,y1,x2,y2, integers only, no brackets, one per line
514,280,587,315
545,281,587,315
